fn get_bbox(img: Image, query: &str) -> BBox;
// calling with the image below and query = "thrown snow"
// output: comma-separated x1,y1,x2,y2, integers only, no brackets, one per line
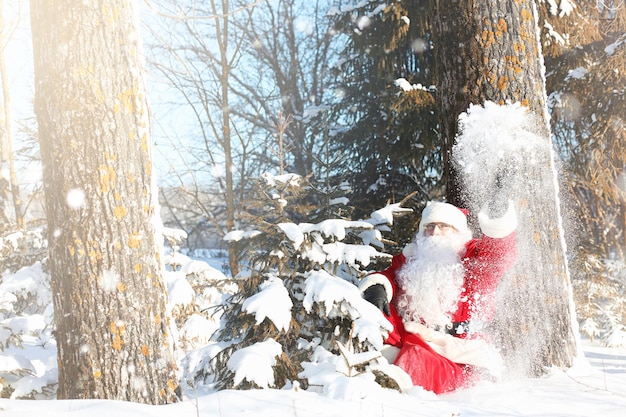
227,339,283,388
65,188,86,210
452,101,547,208
455,101,544,165
99,269,121,293
242,275,293,332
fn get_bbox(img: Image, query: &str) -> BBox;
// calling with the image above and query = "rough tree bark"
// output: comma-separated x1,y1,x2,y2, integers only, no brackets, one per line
431,0,577,375
30,0,178,403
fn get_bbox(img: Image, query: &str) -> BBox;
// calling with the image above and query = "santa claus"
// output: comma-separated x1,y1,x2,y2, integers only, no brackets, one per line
359,200,517,393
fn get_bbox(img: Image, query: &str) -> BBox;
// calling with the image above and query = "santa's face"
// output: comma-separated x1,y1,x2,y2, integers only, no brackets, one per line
423,222,458,237
395,233,467,329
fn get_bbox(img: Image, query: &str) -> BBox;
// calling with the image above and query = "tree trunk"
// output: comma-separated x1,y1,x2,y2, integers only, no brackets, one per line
431,0,577,375
30,0,177,403
0,0,24,229
208,0,239,276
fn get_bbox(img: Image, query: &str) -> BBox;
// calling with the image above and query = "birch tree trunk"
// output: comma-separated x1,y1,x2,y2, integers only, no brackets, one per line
30,0,178,403
0,0,24,229
431,0,578,375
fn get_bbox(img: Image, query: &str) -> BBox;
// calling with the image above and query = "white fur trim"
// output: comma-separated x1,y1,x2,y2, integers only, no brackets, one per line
403,321,434,337
402,242,418,258
403,321,503,377
358,273,393,302
477,200,518,238
418,202,469,234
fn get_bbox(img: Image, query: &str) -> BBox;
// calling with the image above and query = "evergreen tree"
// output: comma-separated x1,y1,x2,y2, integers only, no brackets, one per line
331,2,440,222
194,172,408,390
539,0,626,346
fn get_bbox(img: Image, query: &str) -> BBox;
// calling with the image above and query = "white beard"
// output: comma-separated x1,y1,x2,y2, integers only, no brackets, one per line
396,234,467,330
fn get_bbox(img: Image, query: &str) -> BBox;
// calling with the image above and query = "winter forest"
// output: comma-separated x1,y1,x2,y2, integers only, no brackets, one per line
0,0,626,415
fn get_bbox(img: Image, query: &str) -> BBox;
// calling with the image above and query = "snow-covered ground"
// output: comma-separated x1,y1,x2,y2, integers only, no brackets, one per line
0,340,624,416
2,245,624,416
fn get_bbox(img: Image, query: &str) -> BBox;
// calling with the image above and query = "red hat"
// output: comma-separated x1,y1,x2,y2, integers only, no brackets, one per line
418,201,470,235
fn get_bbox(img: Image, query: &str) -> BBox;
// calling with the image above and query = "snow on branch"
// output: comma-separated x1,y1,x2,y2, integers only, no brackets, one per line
299,219,375,241
335,341,382,372
302,270,391,350
226,339,283,388
322,242,385,267
277,219,391,268
394,78,432,93
242,275,293,332
223,230,262,242
261,172,302,187
546,0,575,17
365,203,413,227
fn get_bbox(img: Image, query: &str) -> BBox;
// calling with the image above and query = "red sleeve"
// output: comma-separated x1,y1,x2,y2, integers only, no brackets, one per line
457,232,517,323
468,232,517,290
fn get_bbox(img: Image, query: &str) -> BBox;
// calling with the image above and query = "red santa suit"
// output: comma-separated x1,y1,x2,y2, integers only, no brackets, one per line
360,201,517,394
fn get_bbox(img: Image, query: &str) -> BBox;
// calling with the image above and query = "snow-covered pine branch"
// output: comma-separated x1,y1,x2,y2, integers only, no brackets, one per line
199,172,414,392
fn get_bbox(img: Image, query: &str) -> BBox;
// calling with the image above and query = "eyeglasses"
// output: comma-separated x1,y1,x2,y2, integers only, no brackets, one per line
424,222,456,231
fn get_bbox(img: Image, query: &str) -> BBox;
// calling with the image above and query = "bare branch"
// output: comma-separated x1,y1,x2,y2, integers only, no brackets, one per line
143,0,267,20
